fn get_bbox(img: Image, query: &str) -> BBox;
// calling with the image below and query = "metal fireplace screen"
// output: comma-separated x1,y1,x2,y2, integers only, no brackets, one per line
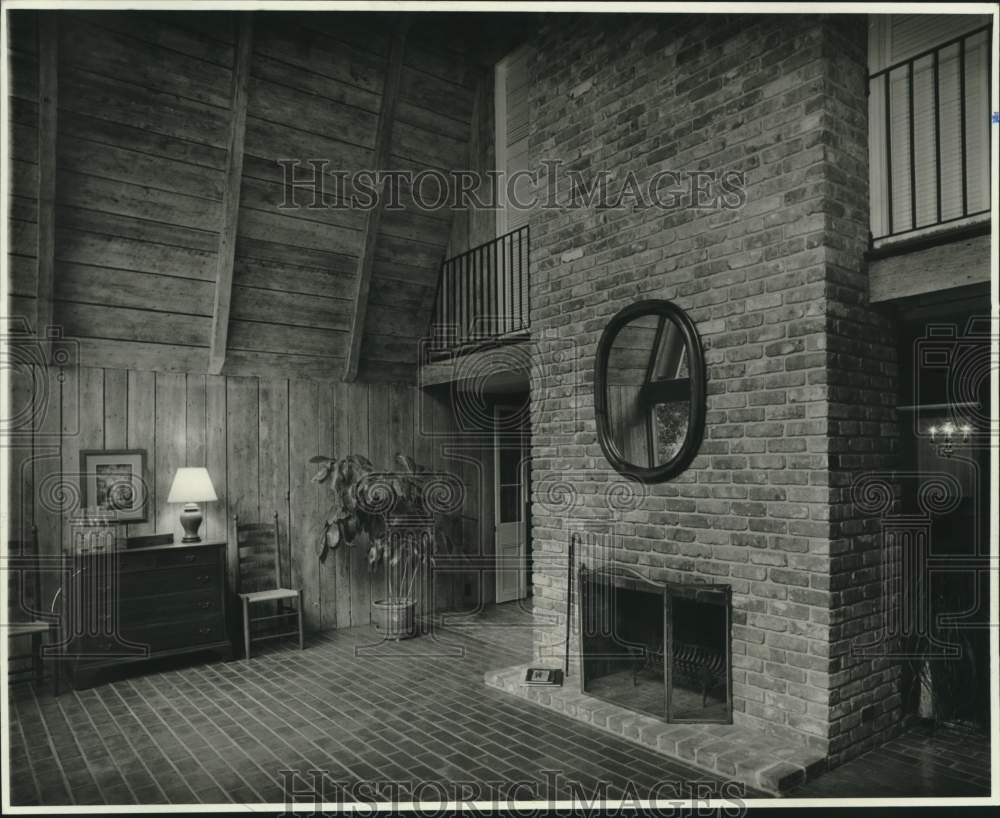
578,564,732,724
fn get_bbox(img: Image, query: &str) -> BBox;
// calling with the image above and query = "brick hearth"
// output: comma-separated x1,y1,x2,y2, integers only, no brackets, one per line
485,664,827,794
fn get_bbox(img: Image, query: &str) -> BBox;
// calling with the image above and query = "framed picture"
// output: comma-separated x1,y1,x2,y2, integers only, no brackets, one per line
80,449,148,522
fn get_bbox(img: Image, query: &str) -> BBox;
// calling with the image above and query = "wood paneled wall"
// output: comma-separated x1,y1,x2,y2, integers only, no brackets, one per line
6,10,476,383
6,365,496,630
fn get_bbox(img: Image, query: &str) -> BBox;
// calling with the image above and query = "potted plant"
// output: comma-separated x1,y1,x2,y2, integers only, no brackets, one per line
309,452,458,639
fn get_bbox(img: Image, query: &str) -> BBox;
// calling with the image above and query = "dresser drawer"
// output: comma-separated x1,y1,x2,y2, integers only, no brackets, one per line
121,616,227,652
105,566,221,599
73,615,226,656
118,544,221,574
119,588,223,623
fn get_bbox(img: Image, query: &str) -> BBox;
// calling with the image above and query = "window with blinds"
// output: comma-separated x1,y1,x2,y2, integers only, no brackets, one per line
868,15,991,241
494,46,534,335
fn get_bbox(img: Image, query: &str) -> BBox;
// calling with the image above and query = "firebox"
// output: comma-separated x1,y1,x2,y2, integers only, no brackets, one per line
578,564,732,723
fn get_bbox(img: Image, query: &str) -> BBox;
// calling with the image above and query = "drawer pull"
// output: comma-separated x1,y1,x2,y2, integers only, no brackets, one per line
197,626,213,636
195,600,212,609
197,575,210,584
183,554,196,563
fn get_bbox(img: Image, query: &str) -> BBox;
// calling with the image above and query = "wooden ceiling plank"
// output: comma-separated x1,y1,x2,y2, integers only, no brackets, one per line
343,19,409,383
35,14,57,357
208,14,254,375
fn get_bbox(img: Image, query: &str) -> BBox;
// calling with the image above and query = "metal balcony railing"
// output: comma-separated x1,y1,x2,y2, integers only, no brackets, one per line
868,25,991,242
429,226,530,355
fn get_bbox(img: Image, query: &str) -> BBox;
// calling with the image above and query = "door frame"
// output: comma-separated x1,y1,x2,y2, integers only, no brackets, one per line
493,403,528,603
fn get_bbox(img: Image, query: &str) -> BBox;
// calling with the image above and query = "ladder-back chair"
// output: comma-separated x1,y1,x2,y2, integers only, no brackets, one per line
234,513,304,659
6,526,61,694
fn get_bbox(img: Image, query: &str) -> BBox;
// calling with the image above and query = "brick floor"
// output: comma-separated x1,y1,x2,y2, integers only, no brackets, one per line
791,720,991,798
6,602,991,805
8,603,757,806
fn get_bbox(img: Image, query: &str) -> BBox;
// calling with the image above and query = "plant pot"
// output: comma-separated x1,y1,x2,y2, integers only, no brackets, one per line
372,597,416,640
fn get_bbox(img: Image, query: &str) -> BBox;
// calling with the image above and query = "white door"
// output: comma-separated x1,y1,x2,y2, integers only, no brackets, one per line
494,405,527,604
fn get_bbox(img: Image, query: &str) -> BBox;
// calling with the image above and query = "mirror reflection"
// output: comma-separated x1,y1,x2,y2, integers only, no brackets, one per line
605,313,692,469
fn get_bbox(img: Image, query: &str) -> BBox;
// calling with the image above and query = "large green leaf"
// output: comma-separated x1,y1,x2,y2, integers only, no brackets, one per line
317,522,331,562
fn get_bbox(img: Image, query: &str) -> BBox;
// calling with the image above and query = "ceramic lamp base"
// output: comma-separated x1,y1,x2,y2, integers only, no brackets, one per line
179,503,203,543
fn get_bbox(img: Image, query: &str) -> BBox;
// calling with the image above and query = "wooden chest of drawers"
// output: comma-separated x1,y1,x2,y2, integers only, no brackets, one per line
63,541,232,688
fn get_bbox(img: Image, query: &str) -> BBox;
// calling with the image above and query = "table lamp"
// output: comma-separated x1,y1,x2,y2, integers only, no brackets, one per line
167,467,218,543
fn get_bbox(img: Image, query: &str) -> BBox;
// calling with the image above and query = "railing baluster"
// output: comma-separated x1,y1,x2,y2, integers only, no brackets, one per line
490,236,497,336
884,71,894,237
476,253,486,338
463,254,470,346
907,60,916,230
429,226,531,355
514,229,520,331
525,225,531,329
933,49,941,225
959,36,968,217
506,233,513,335
518,228,525,331
472,250,478,341
450,261,456,347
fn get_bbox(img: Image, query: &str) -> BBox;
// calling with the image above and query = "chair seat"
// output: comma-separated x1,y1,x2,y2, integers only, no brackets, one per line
6,621,52,637
240,587,300,603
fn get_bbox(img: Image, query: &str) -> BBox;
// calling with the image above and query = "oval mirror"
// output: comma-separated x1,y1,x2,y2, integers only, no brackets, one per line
594,300,706,483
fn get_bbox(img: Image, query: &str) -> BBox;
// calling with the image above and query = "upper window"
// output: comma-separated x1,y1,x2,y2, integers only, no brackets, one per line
867,14,991,243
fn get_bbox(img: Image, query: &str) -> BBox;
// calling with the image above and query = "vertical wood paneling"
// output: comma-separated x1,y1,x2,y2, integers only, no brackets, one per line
153,372,187,541
17,366,482,633
59,367,84,545
316,381,338,630
185,374,207,467
348,384,371,623
7,363,33,544
33,365,63,602
225,376,259,532
102,368,127,449
288,379,323,632
368,384,390,605
389,382,413,461
431,387,454,612
332,381,352,629
185,373,208,541
204,374,227,544
126,369,156,536
413,386,436,620
257,377,289,585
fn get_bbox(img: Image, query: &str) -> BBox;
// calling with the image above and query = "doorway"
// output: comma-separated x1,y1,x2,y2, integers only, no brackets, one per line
494,403,530,604
895,285,990,729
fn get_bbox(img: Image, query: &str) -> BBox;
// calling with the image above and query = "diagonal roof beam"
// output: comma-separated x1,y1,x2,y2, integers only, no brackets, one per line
343,19,409,383
208,14,254,375
35,14,58,361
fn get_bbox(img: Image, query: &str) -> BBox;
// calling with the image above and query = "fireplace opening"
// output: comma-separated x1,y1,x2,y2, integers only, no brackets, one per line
579,564,732,723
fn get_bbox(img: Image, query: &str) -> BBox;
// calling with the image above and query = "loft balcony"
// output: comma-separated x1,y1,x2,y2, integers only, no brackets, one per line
427,225,531,359
868,24,991,251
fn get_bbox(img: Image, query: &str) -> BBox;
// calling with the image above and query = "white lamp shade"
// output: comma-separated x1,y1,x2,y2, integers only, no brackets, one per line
167,467,218,504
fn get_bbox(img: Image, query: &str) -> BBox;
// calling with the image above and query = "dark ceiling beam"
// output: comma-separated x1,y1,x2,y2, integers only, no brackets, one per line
343,20,409,383
35,14,57,361
208,14,253,376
